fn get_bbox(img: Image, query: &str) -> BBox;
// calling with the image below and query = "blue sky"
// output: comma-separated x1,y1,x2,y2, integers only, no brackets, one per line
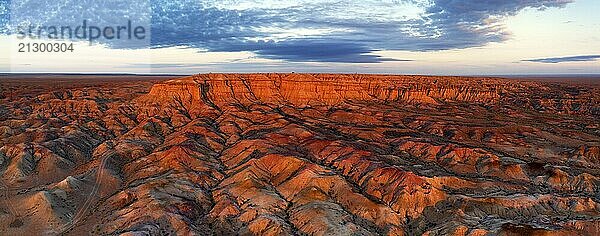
0,0,599,74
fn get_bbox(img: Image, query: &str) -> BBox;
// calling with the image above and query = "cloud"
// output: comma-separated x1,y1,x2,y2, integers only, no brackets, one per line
418,0,574,49
206,39,409,63
145,0,573,62
1,0,574,63
0,0,8,34
522,55,600,63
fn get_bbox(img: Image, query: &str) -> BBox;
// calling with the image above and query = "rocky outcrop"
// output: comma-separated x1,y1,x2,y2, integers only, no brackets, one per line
146,74,505,106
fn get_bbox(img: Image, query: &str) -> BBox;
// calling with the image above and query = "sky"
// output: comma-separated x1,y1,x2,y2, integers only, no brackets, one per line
0,0,599,75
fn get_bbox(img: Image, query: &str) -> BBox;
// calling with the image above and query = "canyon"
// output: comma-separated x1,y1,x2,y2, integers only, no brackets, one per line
0,73,599,235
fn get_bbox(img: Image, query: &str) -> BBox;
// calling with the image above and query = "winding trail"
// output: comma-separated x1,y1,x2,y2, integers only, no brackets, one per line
56,154,110,235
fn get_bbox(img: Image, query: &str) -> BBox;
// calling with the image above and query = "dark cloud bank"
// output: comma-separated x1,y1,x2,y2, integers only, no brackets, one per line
2,0,575,63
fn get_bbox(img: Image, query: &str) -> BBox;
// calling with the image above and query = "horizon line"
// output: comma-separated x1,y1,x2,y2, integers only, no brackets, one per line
1,72,600,78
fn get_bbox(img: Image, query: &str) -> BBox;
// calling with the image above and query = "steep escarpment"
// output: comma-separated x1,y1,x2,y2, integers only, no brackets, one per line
1,74,599,235
146,74,600,118
146,73,504,106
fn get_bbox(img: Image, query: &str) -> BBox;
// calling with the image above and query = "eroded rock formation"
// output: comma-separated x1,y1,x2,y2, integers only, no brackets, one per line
0,74,599,235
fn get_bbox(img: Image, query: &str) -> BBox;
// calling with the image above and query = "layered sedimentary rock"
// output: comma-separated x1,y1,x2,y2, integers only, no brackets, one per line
0,74,599,235
147,74,503,106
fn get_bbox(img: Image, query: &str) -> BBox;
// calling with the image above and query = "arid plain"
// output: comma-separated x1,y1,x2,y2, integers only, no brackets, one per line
0,74,599,235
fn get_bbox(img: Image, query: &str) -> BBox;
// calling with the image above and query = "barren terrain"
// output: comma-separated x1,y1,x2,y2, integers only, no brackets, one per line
0,73,599,235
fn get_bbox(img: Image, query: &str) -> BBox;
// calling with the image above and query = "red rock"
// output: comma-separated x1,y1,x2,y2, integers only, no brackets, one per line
0,74,599,235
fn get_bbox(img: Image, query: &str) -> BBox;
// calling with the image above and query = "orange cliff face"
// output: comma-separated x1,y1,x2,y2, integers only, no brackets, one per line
0,74,599,236
146,73,504,106
145,73,600,118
